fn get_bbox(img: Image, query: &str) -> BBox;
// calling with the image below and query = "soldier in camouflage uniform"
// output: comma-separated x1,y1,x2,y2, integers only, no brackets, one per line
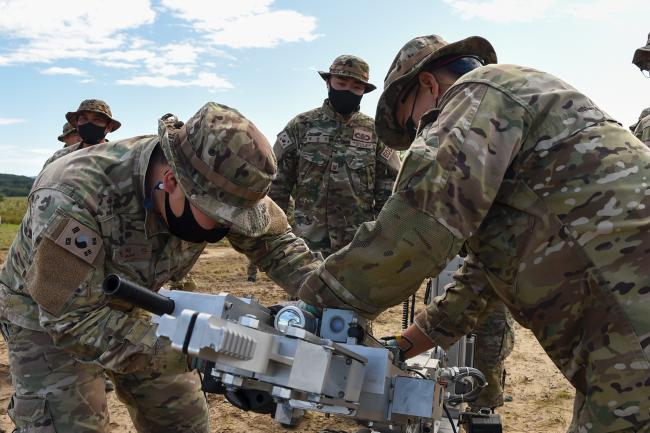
158,113,199,293
43,99,120,167
0,102,321,432
298,35,650,432
631,108,650,147
57,122,80,147
632,34,650,147
269,55,400,258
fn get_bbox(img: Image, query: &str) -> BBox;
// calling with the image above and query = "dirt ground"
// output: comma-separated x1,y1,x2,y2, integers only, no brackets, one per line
0,244,574,433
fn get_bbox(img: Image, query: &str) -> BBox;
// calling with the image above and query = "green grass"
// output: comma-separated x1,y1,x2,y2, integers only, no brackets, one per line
0,196,27,225
0,224,19,253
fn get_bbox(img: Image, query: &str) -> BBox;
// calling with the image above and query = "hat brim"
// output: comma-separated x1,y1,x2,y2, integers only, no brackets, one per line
66,110,122,132
632,47,650,69
57,133,72,142
318,71,377,93
158,120,272,237
376,36,497,151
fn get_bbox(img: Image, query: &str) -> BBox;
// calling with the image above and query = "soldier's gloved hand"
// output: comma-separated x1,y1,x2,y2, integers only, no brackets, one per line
187,355,205,371
379,335,414,361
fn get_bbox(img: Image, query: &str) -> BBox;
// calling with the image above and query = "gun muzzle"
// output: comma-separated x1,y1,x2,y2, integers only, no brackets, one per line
102,274,175,316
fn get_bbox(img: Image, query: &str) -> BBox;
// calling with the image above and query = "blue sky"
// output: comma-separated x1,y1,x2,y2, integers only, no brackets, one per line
0,0,648,176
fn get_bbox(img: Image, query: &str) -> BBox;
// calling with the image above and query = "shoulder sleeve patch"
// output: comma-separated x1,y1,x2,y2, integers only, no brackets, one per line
25,215,103,316
55,219,103,264
277,131,293,149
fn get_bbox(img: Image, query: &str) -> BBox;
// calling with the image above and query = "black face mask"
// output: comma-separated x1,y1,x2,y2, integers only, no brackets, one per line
164,193,229,243
404,83,420,142
78,122,107,145
328,88,362,116
405,117,417,142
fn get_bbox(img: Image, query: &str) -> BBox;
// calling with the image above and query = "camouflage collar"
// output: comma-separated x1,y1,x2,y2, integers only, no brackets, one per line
321,99,360,122
135,137,171,238
418,108,441,132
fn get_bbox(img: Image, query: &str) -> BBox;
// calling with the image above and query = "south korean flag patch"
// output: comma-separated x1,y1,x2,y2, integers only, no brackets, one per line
55,219,103,264
277,131,292,149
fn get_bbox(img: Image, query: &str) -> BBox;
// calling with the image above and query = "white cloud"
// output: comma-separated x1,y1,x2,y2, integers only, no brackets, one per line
161,0,319,48
0,0,156,64
563,0,650,20
0,118,26,126
41,66,86,76
443,0,556,23
116,72,233,91
0,145,53,176
444,0,650,23
0,0,319,90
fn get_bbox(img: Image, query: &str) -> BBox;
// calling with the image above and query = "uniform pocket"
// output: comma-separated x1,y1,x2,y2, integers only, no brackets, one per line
345,148,375,198
8,394,57,432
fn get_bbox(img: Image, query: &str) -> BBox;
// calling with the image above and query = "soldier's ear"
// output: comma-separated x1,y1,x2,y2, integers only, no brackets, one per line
418,71,439,96
161,169,178,193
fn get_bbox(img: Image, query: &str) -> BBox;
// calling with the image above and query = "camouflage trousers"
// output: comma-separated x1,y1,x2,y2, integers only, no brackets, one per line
568,391,650,433
469,297,515,409
246,260,258,281
1,322,209,433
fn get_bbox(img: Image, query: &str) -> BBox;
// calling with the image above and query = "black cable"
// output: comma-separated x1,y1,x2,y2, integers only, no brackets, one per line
197,370,209,402
424,278,432,305
443,403,458,433
406,368,426,379
402,300,409,329
409,294,416,325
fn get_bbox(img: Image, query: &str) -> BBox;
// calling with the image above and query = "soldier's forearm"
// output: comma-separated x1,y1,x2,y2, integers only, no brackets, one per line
401,324,437,359
298,195,464,318
42,305,166,374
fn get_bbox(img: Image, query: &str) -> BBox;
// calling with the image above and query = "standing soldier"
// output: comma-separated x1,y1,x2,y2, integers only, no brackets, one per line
632,33,650,147
298,35,650,432
44,99,121,167
269,54,400,258
0,102,321,433
57,122,81,147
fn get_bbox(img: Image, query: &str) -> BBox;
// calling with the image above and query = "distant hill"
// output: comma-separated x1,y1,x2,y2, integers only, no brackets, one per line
0,173,34,197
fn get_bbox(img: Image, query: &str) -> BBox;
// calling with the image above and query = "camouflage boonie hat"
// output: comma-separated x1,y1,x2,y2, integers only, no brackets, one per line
57,122,77,142
375,35,497,150
66,99,121,131
630,107,650,132
318,55,377,93
632,33,650,71
159,102,278,237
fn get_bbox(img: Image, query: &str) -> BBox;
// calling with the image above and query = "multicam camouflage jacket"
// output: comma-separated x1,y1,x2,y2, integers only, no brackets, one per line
299,65,650,430
269,100,400,256
0,136,320,373
42,141,84,168
634,107,650,147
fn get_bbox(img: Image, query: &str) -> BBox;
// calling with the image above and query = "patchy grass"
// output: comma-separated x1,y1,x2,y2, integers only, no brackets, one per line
0,224,19,251
0,196,27,225
0,224,19,263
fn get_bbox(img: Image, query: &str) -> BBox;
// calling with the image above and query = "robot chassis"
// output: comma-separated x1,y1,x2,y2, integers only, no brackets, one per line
103,267,500,433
